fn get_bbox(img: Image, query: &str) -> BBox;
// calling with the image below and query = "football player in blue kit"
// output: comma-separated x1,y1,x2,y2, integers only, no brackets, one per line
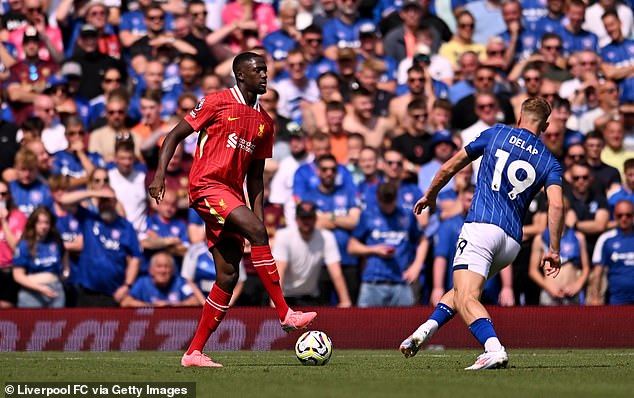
400,97,565,370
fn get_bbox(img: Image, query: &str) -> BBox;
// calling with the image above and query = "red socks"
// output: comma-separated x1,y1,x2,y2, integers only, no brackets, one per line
186,284,232,354
251,244,290,320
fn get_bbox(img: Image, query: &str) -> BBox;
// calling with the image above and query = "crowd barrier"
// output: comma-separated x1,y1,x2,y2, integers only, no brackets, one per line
1,306,633,351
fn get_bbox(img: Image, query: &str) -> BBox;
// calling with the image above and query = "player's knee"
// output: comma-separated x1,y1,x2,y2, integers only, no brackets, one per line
216,270,239,291
246,222,268,246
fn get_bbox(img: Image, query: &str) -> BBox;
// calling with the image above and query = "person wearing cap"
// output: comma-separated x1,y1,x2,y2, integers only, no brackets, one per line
297,154,361,304
269,122,310,228
69,23,126,100
272,201,352,307
357,21,398,94
5,25,59,125
61,1,121,59
8,0,64,64
349,181,425,307
418,130,459,196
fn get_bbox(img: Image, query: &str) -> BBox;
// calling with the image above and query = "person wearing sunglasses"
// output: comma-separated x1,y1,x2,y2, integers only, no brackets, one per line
589,199,634,305
565,162,610,260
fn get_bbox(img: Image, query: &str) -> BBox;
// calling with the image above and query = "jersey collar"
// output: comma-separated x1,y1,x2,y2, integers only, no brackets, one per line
230,85,261,111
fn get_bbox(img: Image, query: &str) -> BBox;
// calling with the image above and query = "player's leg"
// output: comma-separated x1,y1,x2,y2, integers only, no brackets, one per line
225,206,316,329
182,237,243,367
400,288,457,358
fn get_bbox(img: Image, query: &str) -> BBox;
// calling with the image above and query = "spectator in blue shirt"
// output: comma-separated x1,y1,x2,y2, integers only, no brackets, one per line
60,187,142,307
600,11,634,104
12,206,67,308
141,189,189,274
52,115,104,189
8,148,53,217
590,200,634,305
349,182,426,307
121,251,203,307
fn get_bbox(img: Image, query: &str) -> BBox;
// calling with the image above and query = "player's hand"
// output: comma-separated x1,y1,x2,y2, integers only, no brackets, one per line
414,195,435,215
149,176,165,204
541,251,561,278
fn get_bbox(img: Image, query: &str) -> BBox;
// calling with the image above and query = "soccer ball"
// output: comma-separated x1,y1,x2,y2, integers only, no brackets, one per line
295,330,332,366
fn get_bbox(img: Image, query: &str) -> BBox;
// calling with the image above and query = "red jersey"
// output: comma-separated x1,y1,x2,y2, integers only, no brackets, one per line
184,86,275,203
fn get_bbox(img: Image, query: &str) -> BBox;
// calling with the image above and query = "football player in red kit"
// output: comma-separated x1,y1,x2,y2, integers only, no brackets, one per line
149,52,317,367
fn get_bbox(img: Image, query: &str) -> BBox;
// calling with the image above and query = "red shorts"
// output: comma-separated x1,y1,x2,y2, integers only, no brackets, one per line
191,187,245,249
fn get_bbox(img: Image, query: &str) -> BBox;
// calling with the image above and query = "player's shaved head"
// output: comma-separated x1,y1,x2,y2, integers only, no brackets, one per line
232,52,263,75
520,97,551,134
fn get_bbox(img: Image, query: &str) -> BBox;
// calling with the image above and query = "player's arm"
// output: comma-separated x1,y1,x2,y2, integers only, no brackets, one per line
246,159,266,221
415,149,471,214
149,120,195,203
542,184,564,276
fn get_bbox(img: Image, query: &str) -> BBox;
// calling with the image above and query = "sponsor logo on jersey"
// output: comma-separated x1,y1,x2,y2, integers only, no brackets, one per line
226,133,255,153
228,116,240,121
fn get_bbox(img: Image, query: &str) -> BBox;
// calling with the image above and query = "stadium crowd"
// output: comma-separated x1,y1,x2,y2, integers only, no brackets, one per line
0,0,633,310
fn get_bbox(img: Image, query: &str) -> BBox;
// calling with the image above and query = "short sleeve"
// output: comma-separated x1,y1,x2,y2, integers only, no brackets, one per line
322,230,342,265
184,95,217,132
545,161,563,188
12,240,29,268
464,128,493,161
351,212,369,241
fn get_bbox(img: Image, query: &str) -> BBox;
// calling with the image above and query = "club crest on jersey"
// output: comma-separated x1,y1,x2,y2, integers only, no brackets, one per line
258,124,265,137
219,199,227,210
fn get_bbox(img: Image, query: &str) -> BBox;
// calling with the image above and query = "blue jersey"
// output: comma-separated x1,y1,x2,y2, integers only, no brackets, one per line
533,15,563,41
352,205,422,282
52,150,105,179
188,207,204,226
75,207,142,295
542,227,580,267
13,239,63,275
557,27,598,56
182,242,217,295
593,229,634,304
293,160,356,202
500,29,538,61
464,124,563,243
521,0,548,31
322,17,374,49
119,10,174,36
363,182,422,214
54,210,82,283
129,274,194,305
262,30,298,61
601,39,634,103
9,180,53,217
142,214,189,273
303,184,359,267
434,214,501,302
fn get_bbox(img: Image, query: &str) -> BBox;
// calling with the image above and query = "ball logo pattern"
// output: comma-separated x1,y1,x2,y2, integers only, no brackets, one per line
295,331,332,366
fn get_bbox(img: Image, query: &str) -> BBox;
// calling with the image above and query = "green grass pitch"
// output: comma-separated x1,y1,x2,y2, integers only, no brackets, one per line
2,350,634,398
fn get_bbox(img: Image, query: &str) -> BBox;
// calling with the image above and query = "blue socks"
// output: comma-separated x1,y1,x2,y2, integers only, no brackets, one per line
430,303,456,328
469,318,503,352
